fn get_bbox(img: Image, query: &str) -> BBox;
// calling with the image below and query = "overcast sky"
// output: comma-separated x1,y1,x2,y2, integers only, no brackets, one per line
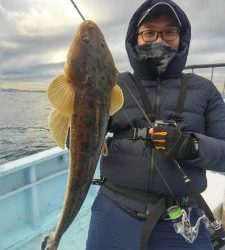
0,0,225,88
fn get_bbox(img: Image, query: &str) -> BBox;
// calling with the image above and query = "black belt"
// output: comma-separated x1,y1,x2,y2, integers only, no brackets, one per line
96,179,196,250
101,183,195,220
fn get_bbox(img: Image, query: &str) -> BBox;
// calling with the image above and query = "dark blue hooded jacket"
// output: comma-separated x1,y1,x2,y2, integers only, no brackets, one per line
100,0,225,196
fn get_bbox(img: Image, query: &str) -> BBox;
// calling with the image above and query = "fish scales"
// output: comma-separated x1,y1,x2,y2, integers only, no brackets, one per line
58,88,111,232
42,20,118,250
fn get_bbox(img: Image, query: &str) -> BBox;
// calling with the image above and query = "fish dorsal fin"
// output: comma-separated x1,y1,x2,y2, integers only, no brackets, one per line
48,109,70,149
47,74,75,116
109,84,124,116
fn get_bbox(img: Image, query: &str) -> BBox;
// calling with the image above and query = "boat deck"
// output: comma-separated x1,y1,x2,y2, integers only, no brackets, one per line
0,147,225,250
10,187,98,250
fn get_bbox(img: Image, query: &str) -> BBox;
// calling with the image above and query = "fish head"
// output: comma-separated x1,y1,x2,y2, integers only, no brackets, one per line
64,20,117,90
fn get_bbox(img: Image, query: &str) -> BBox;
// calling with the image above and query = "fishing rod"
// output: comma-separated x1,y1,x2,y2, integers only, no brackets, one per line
69,0,85,21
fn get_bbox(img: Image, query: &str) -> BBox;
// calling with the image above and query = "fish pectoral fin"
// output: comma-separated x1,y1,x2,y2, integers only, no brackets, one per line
109,84,124,116
48,109,70,149
47,74,75,116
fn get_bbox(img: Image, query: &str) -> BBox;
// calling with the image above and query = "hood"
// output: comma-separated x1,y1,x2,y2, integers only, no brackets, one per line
125,0,191,80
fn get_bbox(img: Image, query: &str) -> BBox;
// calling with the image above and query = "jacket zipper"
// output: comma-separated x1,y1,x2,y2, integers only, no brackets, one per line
149,77,161,192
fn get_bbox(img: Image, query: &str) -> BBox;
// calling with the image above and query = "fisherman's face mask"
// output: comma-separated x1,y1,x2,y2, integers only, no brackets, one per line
134,43,177,75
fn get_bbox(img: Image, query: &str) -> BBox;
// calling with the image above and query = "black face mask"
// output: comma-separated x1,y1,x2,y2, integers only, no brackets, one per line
134,43,177,75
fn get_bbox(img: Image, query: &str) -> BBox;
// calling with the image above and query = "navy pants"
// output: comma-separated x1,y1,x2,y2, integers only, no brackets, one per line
86,191,213,250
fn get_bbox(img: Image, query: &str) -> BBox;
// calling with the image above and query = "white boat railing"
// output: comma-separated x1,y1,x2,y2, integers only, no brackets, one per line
0,147,70,249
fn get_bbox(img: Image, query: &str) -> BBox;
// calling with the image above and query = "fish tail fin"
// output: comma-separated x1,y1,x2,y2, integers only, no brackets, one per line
41,235,52,250
41,233,59,250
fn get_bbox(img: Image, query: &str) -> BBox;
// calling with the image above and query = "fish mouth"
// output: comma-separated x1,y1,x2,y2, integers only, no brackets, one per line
79,21,106,47
81,22,95,43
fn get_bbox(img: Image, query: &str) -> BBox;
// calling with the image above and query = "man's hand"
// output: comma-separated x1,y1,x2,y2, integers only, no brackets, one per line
149,125,197,160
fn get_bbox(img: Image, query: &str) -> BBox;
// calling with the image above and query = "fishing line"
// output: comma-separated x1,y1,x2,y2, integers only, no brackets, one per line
69,0,179,203
121,108,177,200
69,0,86,21
121,77,154,128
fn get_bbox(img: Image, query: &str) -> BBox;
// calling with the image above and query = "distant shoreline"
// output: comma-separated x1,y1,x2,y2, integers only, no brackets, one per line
0,83,48,92
0,88,46,93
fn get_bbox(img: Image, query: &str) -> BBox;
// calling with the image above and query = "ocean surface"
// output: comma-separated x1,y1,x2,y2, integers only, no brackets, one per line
0,89,56,165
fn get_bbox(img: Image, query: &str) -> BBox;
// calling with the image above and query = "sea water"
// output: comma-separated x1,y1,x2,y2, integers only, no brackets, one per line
0,89,56,165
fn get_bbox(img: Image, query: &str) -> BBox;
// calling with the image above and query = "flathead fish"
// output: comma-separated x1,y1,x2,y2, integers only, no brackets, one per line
41,20,124,250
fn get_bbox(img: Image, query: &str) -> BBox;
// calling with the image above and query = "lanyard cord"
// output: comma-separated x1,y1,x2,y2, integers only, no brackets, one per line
120,77,178,202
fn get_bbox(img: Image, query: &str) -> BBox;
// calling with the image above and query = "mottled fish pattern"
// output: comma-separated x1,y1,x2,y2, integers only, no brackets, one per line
41,20,123,250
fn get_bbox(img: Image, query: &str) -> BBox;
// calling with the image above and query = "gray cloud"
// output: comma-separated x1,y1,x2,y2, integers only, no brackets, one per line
0,0,31,12
1,62,64,82
1,0,225,84
1,27,73,60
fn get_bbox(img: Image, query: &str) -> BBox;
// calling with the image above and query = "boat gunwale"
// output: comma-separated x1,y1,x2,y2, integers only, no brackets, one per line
0,147,68,177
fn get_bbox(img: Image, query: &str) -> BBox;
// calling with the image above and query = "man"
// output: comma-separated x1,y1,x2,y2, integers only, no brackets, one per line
86,0,225,250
